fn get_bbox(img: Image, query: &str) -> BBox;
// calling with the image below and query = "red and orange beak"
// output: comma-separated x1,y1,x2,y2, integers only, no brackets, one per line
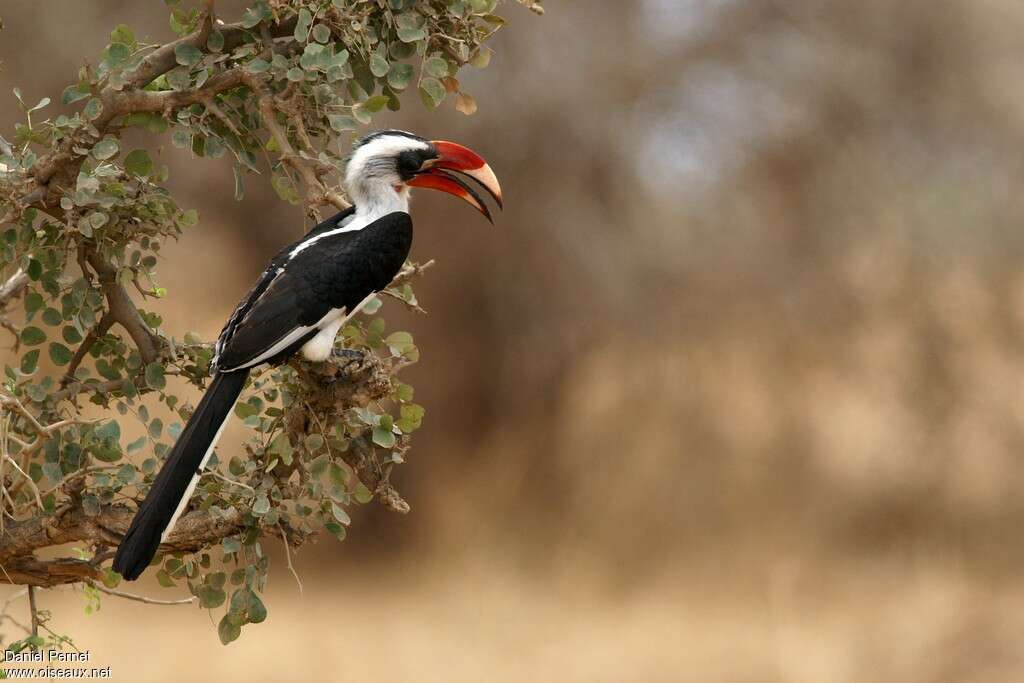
407,140,503,223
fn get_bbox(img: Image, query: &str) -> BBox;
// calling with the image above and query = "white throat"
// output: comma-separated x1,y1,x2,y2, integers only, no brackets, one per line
349,181,410,218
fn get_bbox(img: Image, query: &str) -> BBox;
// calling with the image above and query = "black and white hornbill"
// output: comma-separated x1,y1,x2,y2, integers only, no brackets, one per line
112,130,501,580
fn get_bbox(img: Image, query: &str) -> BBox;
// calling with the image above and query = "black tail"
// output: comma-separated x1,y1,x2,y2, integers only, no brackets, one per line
113,370,248,580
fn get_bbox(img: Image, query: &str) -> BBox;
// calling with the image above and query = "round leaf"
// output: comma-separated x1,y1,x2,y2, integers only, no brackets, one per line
49,343,72,366
124,149,153,177
91,138,119,161
387,63,414,90
174,44,203,67
419,77,446,109
21,326,46,346
370,54,389,78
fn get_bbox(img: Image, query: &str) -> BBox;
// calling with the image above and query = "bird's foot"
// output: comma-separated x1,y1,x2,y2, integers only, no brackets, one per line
332,348,366,373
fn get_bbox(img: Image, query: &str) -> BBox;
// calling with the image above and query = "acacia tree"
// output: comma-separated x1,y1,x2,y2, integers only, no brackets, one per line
0,0,539,648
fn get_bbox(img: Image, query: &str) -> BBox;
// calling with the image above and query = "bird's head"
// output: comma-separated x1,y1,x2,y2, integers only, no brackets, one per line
344,130,502,222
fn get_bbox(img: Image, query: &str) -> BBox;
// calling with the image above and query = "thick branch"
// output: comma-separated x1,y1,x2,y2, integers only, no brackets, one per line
0,505,243,587
0,269,28,306
84,249,161,366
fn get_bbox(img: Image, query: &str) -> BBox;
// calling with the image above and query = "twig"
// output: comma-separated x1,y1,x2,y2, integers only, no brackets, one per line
277,523,303,596
27,585,38,645
390,259,436,288
4,454,44,510
60,311,113,388
85,580,195,606
203,468,254,493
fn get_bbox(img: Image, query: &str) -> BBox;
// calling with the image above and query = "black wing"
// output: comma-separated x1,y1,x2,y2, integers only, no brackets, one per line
213,210,413,372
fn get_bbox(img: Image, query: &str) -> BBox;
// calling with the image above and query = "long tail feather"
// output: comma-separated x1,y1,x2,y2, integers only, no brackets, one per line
113,370,248,580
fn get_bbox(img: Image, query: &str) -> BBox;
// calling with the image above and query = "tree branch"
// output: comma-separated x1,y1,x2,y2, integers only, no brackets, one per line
240,72,348,220
60,311,113,388
0,505,244,587
84,579,195,606
0,268,28,306
84,248,161,366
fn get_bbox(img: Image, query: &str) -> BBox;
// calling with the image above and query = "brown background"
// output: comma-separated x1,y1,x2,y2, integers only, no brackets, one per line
5,1,1024,681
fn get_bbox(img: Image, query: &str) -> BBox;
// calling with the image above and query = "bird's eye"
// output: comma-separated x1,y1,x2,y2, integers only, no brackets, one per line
397,150,427,180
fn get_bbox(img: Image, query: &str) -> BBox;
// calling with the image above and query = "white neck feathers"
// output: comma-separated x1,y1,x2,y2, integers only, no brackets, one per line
351,182,410,218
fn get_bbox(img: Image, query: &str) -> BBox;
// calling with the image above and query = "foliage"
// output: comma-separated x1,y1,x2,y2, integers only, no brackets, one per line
0,0,534,646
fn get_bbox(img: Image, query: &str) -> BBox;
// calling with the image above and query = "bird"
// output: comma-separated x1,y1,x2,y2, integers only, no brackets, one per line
112,130,502,580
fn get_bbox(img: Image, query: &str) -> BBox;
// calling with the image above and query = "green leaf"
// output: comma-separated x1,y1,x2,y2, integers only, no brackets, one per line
361,95,390,114
218,614,241,645
23,291,43,314
166,66,191,90
247,592,267,623
246,58,270,73
396,26,426,43
324,521,346,540
387,63,414,90
104,43,131,69
470,47,492,69
294,8,312,41
174,44,203,67
62,325,83,344
20,349,39,375
91,138,119,161
197,585,226,609
330,502,351,525
207,30,225,52
397,403,426,432
234,402,259,419
394,382,414,402
312,24,331,43
87,212,109,232
126,435,147,454
62,84,90,105
222,537,242,554
385,330,414,356
424,55,449,78
124,149,152,177
252,493,270,515
286,67,304,82
419,77,446,109
116,464,136,484
83,97,103,121
240,6,263,29
370,54,389,78
354,481,373,504
123,112,168,133
41,307,61,326
145,362,166,390
96,420,121,443
327,114,355,132
20,326,45,346
48,342,72,366
148,418,163,440
372,426,396,448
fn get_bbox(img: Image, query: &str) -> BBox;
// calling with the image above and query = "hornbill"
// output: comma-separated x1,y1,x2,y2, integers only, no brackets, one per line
112,130,501,580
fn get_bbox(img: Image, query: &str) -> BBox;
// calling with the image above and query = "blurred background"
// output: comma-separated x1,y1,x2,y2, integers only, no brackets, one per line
5,1,1024,680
